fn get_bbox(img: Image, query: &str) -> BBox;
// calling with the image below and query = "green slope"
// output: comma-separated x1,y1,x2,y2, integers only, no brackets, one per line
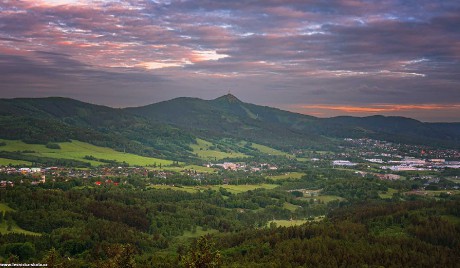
0,97,196,161
127,94,330,151
128,94,460,150
190,138,249,160
0,139,173,166
0,203,40,236
1,95,459,162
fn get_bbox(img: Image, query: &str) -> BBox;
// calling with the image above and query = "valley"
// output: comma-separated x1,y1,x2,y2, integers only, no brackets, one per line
0,96,459,267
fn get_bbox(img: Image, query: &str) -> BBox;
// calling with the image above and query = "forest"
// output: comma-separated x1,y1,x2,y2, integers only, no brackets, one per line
0,166,459,267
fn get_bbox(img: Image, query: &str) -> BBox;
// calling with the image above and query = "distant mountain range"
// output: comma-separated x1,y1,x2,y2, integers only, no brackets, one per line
1,94,459,161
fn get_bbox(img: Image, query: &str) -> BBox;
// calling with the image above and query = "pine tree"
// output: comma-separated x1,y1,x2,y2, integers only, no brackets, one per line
180,235,221,268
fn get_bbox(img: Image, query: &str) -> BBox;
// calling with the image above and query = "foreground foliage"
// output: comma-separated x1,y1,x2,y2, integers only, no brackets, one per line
0,165,459,266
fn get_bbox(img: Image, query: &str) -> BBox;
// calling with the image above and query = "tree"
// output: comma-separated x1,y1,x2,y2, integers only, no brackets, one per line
91,244,136,268
180,235,221,268
46,143,61,149
3,242,36,261
43,248,64,268
6,213,13,231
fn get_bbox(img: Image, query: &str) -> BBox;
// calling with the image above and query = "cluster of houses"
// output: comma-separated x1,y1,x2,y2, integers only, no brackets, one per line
0,166,152,187
0,166,59,175
331,156,460,171
0,180,14,188
329,143,460,172
207,162,278,172
343,138,460,164
95,179,120,186
381,157,460,171
0,166,49,186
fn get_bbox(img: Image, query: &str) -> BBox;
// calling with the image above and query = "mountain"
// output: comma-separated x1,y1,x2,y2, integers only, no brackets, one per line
125,94,326,150
1,94,459,163
127,94,460,149
297,115,460,148
0,97,196,160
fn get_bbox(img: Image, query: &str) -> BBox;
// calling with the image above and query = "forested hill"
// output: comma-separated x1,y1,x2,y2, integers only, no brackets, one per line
127,94,460,149
0,95,459,162
0,97,196,161
125,94,328,150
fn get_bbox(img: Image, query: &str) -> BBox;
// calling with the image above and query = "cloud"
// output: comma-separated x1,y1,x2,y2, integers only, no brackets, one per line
286,103,460,122
0,0,459,121
137,61,185,70
294,104,460,113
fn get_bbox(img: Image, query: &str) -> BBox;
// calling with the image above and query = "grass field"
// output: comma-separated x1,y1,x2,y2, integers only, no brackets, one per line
149,183,278,194
0,158,32,166
149,185,199,193
158,165,217,173
179,226,219,240
190,139,249,160
267,219,309,227
269,172,305,181
379,188,398,199
211,184,278,194
250,143,293,157
283,202,300,212
268,216,325,227
372,225,408,237
0,203,14,213
0,221,40,236
0,139,173,167
301,195,345,204
0,203,40,236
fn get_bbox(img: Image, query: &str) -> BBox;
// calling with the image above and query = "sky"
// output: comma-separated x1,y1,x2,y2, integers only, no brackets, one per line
1,0,459,122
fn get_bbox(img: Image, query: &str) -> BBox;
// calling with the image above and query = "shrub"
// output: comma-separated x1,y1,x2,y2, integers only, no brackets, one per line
46,143,61,149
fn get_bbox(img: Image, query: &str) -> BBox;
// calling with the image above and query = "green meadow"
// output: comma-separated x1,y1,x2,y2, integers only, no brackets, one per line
0,158,32,166
267,219,309,227
269,172,305,181
158,164,217,173
149,183,278,194
267,216,325,227
0,203,14,213
379,188,398,199
0,203,40,236
301,195,345,204
211,184,278,194
190,138,249,160
250,143,293,157
0,139,173,167
148,185,199,193
283,202,301,212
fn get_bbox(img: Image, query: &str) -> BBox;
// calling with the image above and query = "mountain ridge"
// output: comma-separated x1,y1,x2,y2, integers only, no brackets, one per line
4,95,457,124
125,95,460,149
0,95,459,161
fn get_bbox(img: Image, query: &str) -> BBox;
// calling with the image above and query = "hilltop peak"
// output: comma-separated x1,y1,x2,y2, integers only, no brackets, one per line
213,93,242,103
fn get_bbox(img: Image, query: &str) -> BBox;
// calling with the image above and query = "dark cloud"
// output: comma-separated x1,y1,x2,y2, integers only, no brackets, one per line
0,0,459,121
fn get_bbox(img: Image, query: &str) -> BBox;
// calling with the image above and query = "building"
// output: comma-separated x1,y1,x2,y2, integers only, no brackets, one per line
366,159,384,163
332,160,357,166
401,157,426,166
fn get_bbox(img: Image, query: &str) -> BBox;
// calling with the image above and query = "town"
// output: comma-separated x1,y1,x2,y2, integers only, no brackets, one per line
2,138,459,196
